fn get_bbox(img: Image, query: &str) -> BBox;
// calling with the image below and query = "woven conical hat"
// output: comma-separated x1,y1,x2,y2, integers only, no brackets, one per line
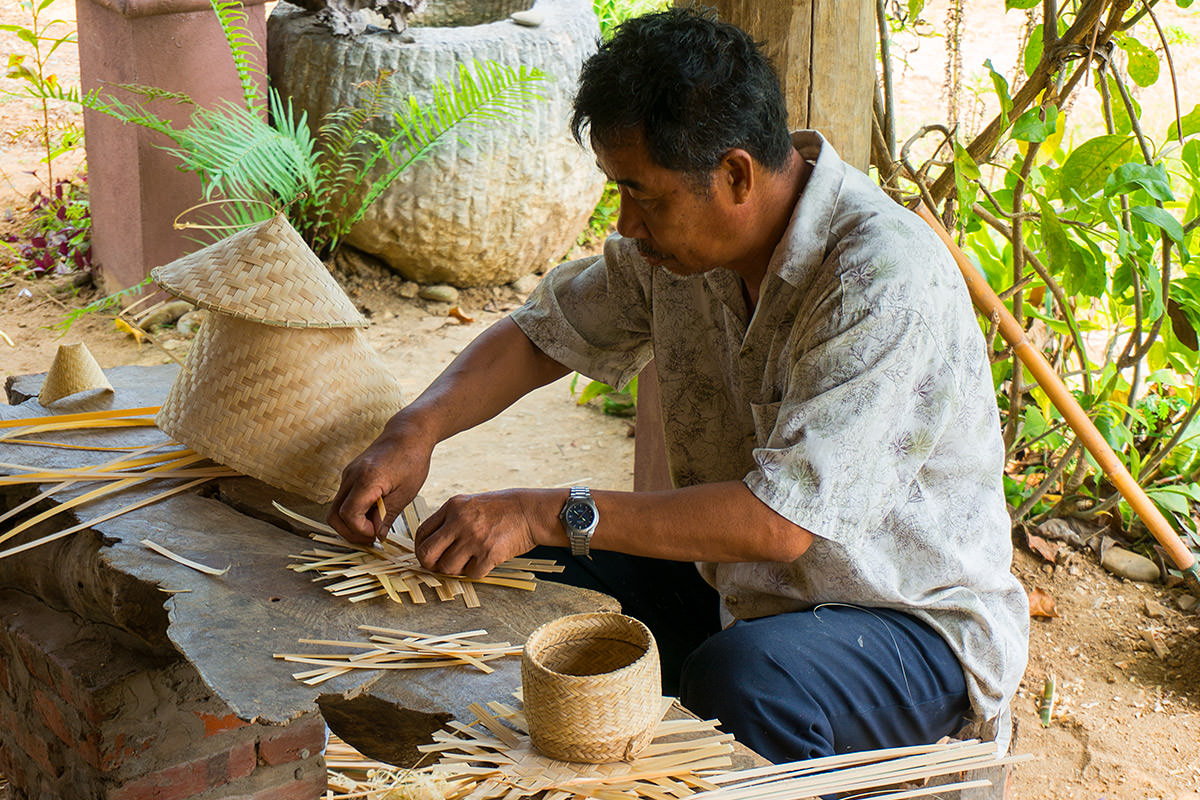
38,342,113,405
150,214,366,329
156,313,402,502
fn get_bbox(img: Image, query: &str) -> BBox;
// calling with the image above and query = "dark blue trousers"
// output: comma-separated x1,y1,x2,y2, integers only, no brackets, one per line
529,547,971,764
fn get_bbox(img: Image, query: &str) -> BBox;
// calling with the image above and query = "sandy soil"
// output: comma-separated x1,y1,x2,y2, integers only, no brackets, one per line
3,2,1200,799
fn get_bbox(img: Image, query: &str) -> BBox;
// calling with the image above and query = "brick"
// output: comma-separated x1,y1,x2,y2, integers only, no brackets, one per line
0,742,28,792
108,741,256,800
250,769,326,800
33,688,75,750
196,711,250,738
14,720,56,776
257,718,325,767
12,629,55,688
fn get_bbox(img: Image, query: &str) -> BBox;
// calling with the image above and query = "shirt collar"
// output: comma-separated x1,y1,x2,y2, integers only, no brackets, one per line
768,130,846,287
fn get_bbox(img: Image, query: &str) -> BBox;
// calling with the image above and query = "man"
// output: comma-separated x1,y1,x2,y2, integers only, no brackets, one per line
328,7,1028,764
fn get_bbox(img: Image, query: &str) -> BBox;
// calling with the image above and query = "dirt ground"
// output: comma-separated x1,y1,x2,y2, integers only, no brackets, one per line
3,2,1200,798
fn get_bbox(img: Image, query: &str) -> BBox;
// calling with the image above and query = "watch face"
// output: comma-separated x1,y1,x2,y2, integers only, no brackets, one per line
565,502,595,530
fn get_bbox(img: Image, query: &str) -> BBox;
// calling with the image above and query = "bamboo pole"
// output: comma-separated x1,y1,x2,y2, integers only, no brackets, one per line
914,202,1200,593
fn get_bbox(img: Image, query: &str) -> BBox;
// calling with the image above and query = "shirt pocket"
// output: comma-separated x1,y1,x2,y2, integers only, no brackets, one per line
749,400,782,449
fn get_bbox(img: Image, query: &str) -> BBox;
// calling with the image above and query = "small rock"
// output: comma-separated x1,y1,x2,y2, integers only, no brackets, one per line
510,273,541,297
1178,594,1198,612
140,300,194,329
1143,598,1169,618
1101,546,1162,583
175,309,207,339
510,9,544,26
419,284,459,304
399,281,419,299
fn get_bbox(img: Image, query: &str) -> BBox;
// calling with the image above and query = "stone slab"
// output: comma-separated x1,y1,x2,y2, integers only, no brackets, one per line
1,364,618,762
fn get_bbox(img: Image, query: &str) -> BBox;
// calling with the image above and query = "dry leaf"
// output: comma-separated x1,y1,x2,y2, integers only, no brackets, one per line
448,306,474,323
1028,586,1059,618
1025,530,1061,564
114,318,145,344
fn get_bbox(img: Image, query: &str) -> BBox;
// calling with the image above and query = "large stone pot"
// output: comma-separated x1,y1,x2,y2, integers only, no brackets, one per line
268,0,606,287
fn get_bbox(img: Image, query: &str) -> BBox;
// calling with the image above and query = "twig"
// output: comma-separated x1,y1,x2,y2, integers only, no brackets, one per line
1137,0,1184,145
875,0,896,155
1003,142,1042,453
1012,438,1082,521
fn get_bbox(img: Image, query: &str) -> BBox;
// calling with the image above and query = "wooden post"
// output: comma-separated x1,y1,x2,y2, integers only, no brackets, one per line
634,1,876,491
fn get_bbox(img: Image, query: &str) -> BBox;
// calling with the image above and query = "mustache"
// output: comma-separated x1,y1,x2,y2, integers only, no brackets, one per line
635,240,670,261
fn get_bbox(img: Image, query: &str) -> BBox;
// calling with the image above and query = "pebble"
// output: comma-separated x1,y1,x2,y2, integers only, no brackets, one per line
175,309,207,339
1178,594,1198,612
419,284,459,304
1101,546,1161,583
1143,598,1169,618
510,9,544,27
399,281,419,299
510,273,541,297
140,300,193,329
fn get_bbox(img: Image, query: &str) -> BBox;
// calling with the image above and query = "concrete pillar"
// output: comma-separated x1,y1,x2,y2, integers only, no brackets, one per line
74,0,268,293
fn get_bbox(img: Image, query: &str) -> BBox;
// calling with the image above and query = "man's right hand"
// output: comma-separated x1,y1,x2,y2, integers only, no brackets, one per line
326,420,434,545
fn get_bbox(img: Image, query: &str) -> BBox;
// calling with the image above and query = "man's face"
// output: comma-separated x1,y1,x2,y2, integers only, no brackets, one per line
594,130,737,276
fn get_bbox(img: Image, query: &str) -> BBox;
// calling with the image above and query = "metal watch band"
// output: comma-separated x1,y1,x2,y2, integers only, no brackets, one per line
563,486,597,558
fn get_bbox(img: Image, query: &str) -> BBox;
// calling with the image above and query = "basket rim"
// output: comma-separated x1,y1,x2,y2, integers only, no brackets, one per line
522,612,656,681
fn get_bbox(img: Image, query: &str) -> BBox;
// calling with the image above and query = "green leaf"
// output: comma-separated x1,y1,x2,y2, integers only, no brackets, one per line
907,0,925,18
1116,34,1160,87
1058,135,1137,201
1006,0,1038,8
1177,0,1195,9
1103,162,1175,202
1166,103,1200,142
954,142,980,215
1183,140,1200,177
1131,205,1184,244
1037,194,1101,297
1145,487,1192,516
1012,104,1057,142
984,60,1013,120
1023,24,1043,77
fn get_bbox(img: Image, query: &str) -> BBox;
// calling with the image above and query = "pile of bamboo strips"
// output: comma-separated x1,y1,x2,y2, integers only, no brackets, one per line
325,733,462,800
686,739,1032,800
275,626,521,685
279,504,563,608
419,698,735,800
0,408,238,559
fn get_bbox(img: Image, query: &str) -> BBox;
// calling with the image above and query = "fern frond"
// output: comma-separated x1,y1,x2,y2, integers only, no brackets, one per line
343,60,549,230
209,0,264,114
106,82,195,106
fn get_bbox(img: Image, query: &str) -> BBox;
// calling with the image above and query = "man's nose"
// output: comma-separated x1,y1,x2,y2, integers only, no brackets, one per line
615,189,648,239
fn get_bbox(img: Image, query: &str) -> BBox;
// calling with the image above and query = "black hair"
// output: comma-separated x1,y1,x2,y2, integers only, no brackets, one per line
571,7,793,183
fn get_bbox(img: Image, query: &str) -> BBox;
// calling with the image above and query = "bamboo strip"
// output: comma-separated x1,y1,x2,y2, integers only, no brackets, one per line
0,419,158,442
0,452,206,547
0,477,212,560
0,406,161,429
141,538,230,576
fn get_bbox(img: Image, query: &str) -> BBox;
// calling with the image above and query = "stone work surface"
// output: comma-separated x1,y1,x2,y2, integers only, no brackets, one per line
267,0,607,286
0,365,617,797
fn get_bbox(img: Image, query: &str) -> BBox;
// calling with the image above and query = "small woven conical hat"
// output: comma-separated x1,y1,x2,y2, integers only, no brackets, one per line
150,214,366,329
156,313,402,502
38,342,113,405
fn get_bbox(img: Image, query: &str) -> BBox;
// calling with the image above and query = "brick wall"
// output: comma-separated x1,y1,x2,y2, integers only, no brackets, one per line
0,590,326,800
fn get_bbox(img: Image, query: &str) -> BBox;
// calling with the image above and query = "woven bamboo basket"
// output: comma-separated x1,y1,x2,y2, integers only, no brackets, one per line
521,612,661,764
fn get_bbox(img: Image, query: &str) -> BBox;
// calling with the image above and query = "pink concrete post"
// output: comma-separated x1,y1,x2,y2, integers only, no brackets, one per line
74,0,268,293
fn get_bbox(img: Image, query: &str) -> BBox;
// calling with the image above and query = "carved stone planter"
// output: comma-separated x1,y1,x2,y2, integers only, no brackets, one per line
267,0,606,287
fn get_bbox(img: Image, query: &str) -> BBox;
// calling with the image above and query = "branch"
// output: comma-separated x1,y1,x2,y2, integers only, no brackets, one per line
928,0,1129,204
1012,438,1083,522
876,0,896,155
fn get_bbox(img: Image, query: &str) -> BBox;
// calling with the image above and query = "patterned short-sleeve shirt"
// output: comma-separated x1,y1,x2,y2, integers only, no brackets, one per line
510,131,1029,736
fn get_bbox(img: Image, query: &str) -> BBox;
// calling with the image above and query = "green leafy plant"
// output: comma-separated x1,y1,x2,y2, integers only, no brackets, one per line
29,0,549,259
874,0,1200,565
592,0,670,39
2,174,91,278
570,374,638,417
2,0,84,192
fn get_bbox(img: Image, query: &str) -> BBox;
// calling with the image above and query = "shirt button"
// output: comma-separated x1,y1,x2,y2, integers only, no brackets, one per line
724,596,739,607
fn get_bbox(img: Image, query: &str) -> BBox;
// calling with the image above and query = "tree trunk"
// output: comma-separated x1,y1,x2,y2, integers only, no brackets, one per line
634,0,876,491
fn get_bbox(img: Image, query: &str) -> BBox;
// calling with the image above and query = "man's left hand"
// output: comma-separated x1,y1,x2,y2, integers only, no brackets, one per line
413,489,558,579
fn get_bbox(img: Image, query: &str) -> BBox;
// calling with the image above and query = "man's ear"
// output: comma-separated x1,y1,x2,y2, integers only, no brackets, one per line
721,149,755,205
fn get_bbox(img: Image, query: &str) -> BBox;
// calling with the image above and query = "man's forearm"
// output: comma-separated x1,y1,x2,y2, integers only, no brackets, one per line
522,481,814,564
387,316,571,448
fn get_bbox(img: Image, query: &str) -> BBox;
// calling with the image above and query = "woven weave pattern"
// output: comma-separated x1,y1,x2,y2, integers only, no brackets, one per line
151,214,366,329
521,613,661,764
157,314,402,502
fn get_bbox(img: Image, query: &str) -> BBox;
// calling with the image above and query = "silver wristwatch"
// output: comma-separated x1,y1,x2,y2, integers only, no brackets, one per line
559,486,598,558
